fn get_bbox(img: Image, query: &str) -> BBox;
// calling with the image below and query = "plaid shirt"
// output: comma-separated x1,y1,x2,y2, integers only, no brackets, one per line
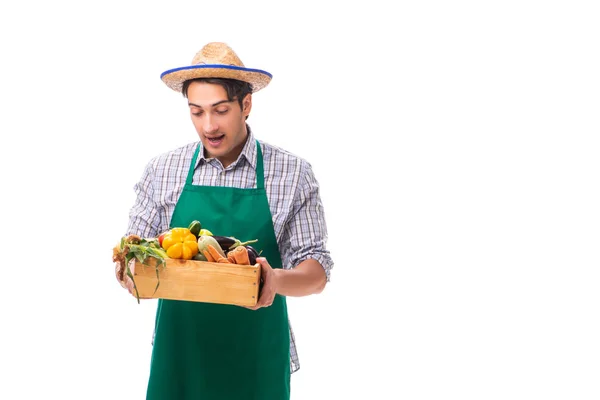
125,127,334,374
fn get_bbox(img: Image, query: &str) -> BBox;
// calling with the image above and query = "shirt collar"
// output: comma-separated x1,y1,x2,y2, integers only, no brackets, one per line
196,124,257,170
239,124,257,169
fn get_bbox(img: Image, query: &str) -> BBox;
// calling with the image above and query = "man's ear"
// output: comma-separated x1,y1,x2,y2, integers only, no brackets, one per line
242,93,252,117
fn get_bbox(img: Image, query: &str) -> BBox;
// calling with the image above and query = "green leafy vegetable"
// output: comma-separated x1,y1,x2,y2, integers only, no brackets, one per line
114,235,167,304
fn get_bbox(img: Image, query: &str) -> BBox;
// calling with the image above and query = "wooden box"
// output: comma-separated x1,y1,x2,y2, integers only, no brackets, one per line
131,259,261,307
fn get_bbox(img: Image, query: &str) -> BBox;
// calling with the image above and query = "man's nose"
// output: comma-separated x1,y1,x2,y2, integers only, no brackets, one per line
203,115,218,133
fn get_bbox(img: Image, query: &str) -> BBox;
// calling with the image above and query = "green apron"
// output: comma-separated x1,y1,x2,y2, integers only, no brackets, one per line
146,140,291,400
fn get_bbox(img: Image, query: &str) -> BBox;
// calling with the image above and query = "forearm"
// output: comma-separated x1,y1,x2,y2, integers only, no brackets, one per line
274,258,327,297
126,162,163,238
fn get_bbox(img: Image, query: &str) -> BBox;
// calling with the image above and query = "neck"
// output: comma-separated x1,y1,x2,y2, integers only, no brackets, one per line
218,131,249,168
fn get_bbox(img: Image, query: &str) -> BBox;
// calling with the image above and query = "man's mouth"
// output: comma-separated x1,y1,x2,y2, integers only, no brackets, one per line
206,134,225,146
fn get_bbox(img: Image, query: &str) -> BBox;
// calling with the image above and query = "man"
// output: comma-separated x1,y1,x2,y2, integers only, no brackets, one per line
115,42,334,399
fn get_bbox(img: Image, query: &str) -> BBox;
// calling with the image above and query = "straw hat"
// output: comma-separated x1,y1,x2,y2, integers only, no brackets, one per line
160,42,272,93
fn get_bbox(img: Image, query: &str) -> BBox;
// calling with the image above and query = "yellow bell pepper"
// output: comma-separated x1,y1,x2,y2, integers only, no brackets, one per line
161,228,199,260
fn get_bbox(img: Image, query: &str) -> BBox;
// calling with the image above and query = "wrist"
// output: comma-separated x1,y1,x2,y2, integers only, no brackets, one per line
272,268,284,295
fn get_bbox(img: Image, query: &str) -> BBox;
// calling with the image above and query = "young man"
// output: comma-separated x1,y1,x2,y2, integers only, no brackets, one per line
115,42,334,399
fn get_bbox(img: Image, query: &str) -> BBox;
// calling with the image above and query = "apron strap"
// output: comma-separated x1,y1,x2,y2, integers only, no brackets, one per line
185,140,265,190
185,143,202,185
255,140,265,190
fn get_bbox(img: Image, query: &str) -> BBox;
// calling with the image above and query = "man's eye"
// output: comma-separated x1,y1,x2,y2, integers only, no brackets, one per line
216,109,228,115
191,111,203,116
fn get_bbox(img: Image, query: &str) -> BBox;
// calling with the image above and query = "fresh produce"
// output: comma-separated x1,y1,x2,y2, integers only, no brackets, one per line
193,252,208,261
161,228,199,259
203,244,228,263
113,220,262,303
212,235,258,252
197,235,226,259
157,231,167,246
226,252,237,264
228,246,250,265
188,220,202,238
201,243,253,265
113,234,167,303
244,245,260,265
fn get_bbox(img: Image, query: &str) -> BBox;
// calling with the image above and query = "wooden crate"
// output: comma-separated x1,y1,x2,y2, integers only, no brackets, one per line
131,258,261,307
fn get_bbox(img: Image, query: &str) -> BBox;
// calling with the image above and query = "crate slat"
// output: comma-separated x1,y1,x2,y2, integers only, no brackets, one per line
131,259,261,307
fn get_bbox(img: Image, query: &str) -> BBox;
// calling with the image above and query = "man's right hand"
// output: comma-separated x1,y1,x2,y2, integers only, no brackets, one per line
115,260,136,295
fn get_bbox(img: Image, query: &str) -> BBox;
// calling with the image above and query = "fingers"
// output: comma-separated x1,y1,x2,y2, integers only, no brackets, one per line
115,262,125,287
116,258,137,295
127,259,136,294
258,296,274,308
256,287,274,308
256,257,269,268
242,289,274,310
115,261,131,290
251,284,275,310
125,277,135,295
129,258,136,274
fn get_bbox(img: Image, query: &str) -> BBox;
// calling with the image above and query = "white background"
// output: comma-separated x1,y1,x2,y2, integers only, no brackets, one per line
0,1,599,399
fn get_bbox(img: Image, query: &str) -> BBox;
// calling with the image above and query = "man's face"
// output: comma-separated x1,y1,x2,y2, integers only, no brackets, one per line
187,81,252,167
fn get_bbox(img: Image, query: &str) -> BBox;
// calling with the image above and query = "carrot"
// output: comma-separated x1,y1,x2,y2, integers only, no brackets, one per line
227,253,237,264
208,244,228,263
203,250,215,262
231,246,250,265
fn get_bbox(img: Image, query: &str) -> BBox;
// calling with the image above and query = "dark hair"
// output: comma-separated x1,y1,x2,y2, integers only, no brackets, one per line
182,78,253,111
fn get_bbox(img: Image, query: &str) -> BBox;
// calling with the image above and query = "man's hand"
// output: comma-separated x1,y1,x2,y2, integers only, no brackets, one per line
245,257,279,311
115,260,136,296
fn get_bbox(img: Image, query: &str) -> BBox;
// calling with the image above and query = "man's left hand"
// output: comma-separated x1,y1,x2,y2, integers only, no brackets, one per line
244,257,279,310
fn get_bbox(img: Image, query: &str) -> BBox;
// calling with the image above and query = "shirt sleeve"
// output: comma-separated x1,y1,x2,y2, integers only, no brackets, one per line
280,161,334,282
125,160,162,239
